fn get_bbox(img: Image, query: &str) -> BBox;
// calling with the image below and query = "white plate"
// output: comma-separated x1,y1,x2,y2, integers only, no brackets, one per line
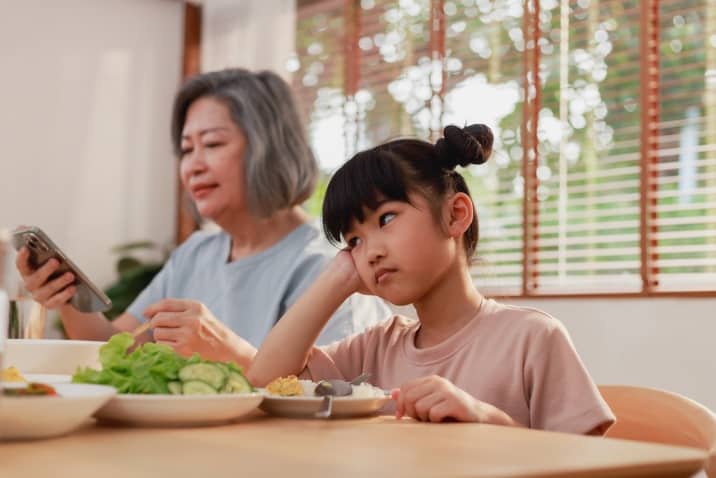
260,393,392,418
0,383,116,440
24,373,72,384
95,392,264,427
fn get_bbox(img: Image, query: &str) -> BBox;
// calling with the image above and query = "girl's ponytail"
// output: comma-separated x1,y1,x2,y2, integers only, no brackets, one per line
434,124,493,170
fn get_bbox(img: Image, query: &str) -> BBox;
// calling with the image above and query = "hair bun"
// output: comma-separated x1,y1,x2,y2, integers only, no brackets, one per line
435,124,493,169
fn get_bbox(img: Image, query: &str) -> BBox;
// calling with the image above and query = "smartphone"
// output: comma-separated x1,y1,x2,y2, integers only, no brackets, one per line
11,226,112,313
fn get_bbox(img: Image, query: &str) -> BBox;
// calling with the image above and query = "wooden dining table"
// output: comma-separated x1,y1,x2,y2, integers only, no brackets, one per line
0,413,707,478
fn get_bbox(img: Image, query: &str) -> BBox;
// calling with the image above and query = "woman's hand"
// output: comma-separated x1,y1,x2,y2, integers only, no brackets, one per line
15,247,77,310
143,299,256,367
391,375,518,426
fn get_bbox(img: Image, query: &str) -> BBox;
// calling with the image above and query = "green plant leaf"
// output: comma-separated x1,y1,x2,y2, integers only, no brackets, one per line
111,241,158,254
104,263,163,320
116,257,142,276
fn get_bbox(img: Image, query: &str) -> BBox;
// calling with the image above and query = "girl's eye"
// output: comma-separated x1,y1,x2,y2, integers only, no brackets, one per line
379,212,396,227
204,142,222,149
346,236,361,249
180,147,192,157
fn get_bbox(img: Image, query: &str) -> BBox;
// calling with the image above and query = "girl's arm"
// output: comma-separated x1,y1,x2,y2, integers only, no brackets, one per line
247,251,363,387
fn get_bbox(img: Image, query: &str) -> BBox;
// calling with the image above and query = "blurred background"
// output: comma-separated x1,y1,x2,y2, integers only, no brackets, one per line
0,0,714,406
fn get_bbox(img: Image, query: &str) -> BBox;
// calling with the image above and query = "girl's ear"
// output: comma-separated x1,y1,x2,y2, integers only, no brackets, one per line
445,192,474,238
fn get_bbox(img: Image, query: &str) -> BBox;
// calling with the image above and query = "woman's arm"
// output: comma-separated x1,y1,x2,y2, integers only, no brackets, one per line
247,252,362,387
59,307,146,342
16,246,147,342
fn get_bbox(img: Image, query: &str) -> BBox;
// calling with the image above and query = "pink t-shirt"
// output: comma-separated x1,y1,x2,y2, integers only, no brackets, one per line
305,298,615,434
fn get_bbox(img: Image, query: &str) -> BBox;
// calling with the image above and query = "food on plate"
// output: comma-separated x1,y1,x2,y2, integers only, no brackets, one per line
315,379,353,396
350,382,388,399
266,375,304,396
265,376,386,398
1,366,26,382
72,332,253,395
2,382,57,396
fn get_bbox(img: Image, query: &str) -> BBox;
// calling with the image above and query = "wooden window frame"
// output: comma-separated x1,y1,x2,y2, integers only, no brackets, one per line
176,3,202,245
193,0,716,299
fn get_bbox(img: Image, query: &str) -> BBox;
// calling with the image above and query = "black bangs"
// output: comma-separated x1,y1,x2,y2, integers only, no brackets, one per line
322,148,411,246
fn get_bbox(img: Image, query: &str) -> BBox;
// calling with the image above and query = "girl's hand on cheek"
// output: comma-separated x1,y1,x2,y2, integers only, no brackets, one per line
329,250,370,295
393,375,496,424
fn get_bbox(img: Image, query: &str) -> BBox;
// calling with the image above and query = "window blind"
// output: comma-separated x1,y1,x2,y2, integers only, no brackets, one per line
652,0,716,292
293,0,716,296
442,0,527,294
532,0,643,294
355,0,432,147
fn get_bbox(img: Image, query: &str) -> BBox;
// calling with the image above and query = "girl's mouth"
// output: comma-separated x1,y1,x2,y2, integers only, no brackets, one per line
375,268,397,285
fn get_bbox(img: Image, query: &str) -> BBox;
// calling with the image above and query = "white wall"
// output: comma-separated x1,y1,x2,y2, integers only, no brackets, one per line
0,0,183,289
505,298,716,410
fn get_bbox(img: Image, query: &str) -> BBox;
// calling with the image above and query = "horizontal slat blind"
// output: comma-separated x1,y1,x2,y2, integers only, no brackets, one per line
532,0,643,294
356,0,432,147
293,0,716,296
652,0,716,292
442,0,526,295
293,0,347,173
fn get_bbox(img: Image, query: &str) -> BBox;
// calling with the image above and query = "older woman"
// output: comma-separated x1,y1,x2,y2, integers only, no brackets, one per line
16,69,388,369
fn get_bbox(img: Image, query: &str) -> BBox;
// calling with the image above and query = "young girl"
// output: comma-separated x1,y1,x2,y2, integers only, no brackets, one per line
248,124,615,435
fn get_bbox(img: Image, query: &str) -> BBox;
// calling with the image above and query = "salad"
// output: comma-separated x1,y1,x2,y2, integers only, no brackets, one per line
72,332,253,395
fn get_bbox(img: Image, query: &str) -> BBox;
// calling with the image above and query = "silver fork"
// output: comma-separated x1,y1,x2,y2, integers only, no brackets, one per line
349,372,371,386
313,373,371,418
314,395,333,418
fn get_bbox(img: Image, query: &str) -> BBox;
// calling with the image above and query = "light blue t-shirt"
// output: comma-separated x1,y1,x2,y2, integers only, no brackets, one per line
127,223,389,347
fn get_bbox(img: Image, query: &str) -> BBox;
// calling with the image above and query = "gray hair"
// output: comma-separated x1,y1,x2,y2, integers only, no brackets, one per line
171,68,318,218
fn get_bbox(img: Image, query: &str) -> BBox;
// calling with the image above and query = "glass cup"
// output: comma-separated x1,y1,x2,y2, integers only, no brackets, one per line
1,289,8,393
6,297,46,339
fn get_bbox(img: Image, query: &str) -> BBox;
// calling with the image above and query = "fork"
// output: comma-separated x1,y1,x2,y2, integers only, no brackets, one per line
314,395,333,418
349,373,371,386
313,373,371,418
131,321,151,338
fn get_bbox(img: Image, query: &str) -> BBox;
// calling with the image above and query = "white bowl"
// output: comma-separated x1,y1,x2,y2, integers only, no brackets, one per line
96,392,264,427
0,383,116,440
4,339,104,374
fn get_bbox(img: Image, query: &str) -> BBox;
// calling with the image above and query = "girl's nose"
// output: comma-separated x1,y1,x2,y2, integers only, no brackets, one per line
366,239,386,265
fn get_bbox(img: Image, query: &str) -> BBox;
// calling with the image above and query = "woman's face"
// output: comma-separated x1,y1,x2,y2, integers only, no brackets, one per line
179,96,247,221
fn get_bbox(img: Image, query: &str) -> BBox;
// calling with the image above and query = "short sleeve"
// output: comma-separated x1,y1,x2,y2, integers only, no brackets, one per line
525,320,615,434
303,327,374,381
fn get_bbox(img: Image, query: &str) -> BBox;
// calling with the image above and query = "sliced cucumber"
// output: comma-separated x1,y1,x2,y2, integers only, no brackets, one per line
226,371,252,394
167,381,183,395
182,380,218,395
215,363,231,376
179,363,227,390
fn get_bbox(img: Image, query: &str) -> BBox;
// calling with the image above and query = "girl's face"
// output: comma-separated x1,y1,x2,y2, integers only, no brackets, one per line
344,193,459,305
179,96,247,221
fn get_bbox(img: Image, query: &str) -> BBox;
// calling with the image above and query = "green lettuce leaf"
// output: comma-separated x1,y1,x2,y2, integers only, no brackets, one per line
72,332,251,394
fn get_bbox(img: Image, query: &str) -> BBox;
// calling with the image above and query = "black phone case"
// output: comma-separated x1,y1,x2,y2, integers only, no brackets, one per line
11,227,112,313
